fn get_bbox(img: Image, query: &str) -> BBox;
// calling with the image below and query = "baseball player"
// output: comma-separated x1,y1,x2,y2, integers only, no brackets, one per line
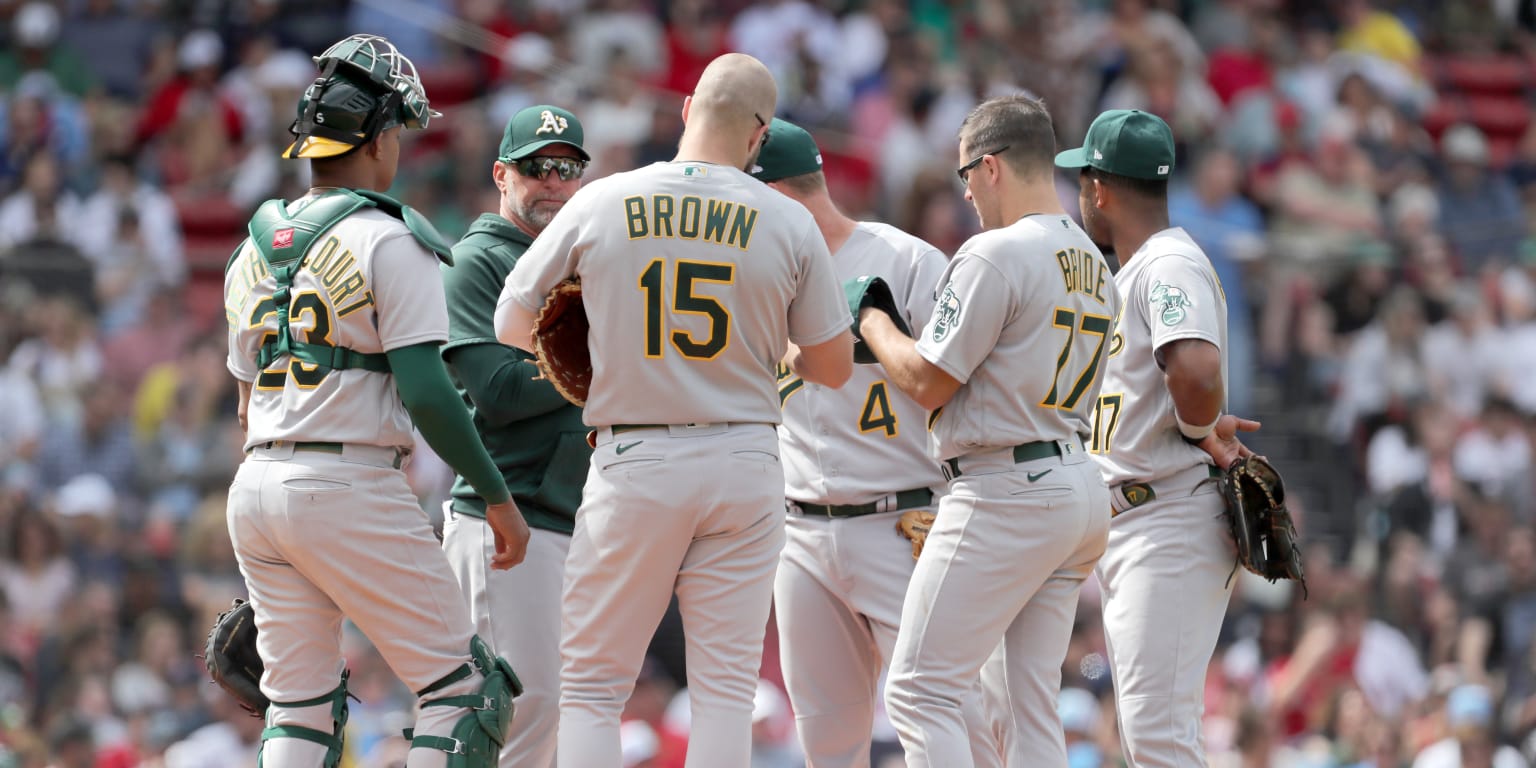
857,95,1120,767
223,35,529,767
1056,110,1257,766
439,104,592,768
493,53,855,768
750,118,1002,768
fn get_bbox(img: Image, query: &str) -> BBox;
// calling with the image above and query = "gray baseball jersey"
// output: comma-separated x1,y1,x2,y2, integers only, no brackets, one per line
225,200,447,449
779,221,948,504
498,161,850,427
1090,227,1228,485
916,214,1120,460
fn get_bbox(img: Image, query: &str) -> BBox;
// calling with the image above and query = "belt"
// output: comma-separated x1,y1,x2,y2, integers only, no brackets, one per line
791,488,934,518
610,422,767,435
249,440,409,470
942,440,1067,480
1111,464,1222,516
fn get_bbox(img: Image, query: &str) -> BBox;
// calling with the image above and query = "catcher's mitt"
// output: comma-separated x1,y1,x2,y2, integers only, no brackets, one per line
1218,456,1306,596
895,508,936,560
203,599,269,717
531,278,592,406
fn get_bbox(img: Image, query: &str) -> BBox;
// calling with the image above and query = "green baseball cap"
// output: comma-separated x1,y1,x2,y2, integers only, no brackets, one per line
1054,109,1175,181
751,118,822,182
498,105,589,162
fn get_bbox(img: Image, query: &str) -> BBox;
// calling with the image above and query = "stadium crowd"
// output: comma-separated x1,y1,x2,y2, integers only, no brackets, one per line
2,0,1536,765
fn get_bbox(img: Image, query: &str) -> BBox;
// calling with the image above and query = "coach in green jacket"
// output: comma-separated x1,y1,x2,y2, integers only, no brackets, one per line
439,104,590,768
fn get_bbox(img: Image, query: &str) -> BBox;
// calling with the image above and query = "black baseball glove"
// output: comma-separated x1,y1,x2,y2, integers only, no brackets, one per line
1218,456,1306,596
203,598,269,716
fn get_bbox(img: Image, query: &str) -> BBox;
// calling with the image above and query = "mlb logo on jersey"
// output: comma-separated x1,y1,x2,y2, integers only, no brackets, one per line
273,228,295,249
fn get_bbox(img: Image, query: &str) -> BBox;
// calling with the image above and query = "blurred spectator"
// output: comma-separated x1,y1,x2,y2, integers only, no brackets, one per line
1329,285,1430,440
0,3,94,98
0,152,88,253
1168,147,1262,414
572,0,665,87
78,154,184,288
0,70,92,187
1435,124,1526,274
5,295,101,426
1422,283,1503,419
658,0,731,97
1100,37,1221,143
34,382,137,497
61,0,165,102
1269,126,1382,276
1412,683,1526,767
101,289,191,393
1453,398,1532,503
0,512,76,643
134,30,244,188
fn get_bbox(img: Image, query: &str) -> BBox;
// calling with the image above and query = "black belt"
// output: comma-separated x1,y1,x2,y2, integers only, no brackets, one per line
1111,464,1223,516
250,440,407,470
792,488,934,518
943,441,1064,479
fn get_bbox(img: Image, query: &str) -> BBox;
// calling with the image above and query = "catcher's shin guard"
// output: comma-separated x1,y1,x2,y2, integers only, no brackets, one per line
405,636,523,767
258,671,351,768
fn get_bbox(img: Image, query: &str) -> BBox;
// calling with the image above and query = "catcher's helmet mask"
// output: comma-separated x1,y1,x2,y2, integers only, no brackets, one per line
283,34,441,160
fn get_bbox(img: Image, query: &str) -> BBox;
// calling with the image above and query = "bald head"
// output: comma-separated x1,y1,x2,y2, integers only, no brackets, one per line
689,53,777,139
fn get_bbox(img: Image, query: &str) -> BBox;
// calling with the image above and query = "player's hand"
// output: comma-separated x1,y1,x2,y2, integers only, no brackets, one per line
485,500,531,570
858,305,889,336
1195,414,1260,470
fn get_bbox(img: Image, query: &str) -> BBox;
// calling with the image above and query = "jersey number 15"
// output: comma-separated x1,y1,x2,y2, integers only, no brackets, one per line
639,258,734,360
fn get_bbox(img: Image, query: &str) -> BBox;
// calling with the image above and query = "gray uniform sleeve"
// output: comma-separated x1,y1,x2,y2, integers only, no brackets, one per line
373,233,450,350
903,243,949,330
788,223,852,347
914,252,1011,383
1144,254,1224,352
501,205,583,314
225,247,258,381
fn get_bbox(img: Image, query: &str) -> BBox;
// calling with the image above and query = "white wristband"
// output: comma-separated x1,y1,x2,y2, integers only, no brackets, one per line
1177,412,1219,441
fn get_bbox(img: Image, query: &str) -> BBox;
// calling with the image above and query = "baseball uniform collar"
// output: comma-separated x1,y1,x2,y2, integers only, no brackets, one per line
465,212,534,246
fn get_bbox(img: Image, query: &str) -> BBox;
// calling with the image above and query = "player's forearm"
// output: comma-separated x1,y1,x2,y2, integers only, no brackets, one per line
861,310,956,410
388,343,511,504
493,294,538,353
446,344,571,426
1161,338,1224,429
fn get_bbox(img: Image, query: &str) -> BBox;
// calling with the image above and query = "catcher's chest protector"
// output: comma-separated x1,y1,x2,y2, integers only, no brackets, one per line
241,190,455,377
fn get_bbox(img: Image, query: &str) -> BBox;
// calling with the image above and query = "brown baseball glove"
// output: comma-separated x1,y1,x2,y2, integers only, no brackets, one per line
895,509,937,560
530,278,592,407
1218,455,1307,596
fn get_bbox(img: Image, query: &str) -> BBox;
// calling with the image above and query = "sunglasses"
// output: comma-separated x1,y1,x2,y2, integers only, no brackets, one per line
514,156,587,181
755,112,771,148
957,144,1010,183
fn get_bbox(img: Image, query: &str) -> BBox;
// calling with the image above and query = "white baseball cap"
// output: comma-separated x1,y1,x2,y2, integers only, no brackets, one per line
14,2,60,47
55,474,116,519
1442,123,1490,165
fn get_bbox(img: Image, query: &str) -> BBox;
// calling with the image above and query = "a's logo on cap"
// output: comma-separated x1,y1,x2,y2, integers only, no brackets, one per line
814,153,823,167
1092,148,1103,160
273,228,295,249
1157,165,1170,175
536,109,568,135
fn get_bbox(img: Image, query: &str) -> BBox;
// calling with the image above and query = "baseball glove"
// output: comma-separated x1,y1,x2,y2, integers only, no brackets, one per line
1218,456,1307,595
203,598,269,717
845,276,911,364
530,278,592,406
895,508,936,560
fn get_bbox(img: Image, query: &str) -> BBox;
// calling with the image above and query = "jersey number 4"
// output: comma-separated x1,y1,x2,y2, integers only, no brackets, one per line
639,259,734,360
250,292,333,390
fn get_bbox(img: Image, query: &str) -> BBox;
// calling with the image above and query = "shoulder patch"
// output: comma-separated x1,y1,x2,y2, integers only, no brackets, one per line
1150,281,1192,326
932,282,961,341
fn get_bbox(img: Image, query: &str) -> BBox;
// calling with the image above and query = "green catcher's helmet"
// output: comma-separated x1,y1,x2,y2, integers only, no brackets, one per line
282,34,441,160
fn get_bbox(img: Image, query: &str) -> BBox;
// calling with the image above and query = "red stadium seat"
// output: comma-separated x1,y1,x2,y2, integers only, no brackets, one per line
1435,54,1529,96
1466,94,1532,139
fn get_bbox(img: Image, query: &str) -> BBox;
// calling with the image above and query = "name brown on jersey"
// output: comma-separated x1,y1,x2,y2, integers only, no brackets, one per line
624,195,759,250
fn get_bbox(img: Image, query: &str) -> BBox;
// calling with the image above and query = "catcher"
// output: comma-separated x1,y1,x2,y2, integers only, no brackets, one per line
1057,109,1301,767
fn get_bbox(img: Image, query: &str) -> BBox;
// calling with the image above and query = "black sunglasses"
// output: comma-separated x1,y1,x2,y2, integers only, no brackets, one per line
514,156,587,181
755,112,771,148
957,144,1010,183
